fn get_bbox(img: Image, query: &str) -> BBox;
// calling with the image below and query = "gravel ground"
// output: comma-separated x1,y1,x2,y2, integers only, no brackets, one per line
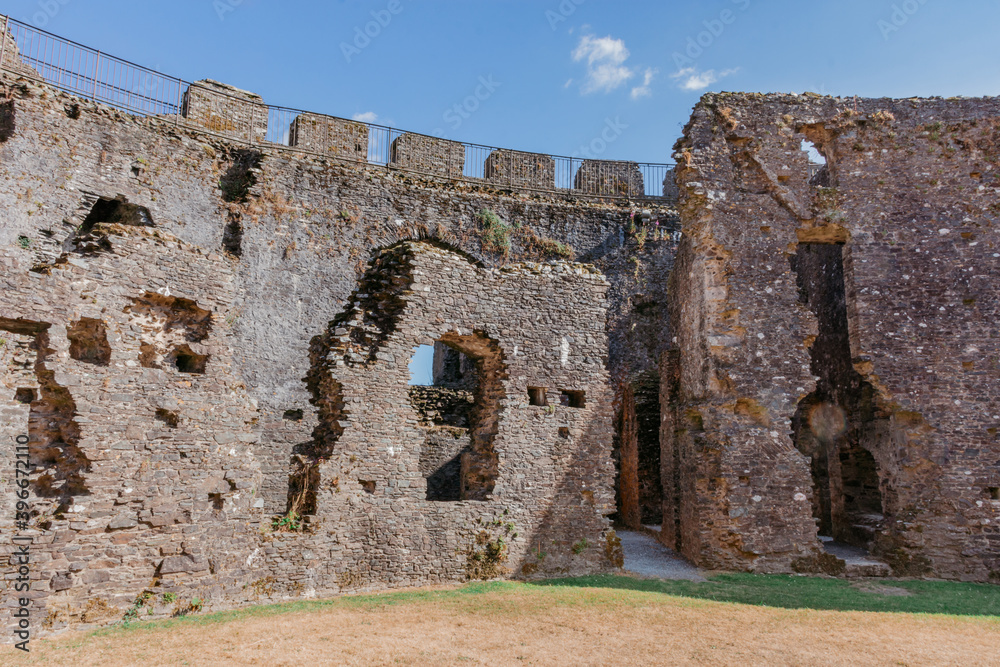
618,530,706,581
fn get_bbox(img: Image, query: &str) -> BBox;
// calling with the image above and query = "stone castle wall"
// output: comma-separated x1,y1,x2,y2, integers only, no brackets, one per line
664,92,1000,579
0,71,671,636
6,44,999,641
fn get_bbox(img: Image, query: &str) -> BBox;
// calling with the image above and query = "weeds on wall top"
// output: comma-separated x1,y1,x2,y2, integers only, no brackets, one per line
475,208,576,261
476,208,512,257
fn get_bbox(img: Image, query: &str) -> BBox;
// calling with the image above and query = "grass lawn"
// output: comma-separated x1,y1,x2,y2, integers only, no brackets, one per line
3,575,997,666
535,573,1000,616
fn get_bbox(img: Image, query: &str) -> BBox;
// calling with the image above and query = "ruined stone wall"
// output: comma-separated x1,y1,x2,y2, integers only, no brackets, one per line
263,241,617,590
390,133,466,177
484,149,556,190
288,113,368,162
182,79,267,144
666,92,1000,580
0,224,263,633
0,72,674,513
0,71,671,634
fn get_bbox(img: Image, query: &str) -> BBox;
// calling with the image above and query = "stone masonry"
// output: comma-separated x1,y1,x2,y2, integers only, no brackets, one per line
3,32,999,640
390,133,466,177
289,113,369,162
485,149,556,190
664,92,1000,580
183,79,268,144
0,67,658,637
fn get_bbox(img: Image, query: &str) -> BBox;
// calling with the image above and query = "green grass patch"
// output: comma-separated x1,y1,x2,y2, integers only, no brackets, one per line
81,572,999,643
90,582,522,638
534,573,1000,617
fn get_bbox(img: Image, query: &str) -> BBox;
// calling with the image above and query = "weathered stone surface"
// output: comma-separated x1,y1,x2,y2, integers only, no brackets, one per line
0,71,668,637
182,79,267,143
575,160,644,197
390,133,465,176
484,149,556,190
663,92,1000,579
289,113,368,161
160,555,210,575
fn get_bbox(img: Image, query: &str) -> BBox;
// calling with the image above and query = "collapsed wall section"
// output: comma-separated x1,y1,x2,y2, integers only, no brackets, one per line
281,241,617,584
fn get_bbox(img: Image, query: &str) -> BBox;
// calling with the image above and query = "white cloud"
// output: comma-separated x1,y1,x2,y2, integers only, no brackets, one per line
352,111,379,123
630,67,658,100
670,67,739,92
571,34,634,94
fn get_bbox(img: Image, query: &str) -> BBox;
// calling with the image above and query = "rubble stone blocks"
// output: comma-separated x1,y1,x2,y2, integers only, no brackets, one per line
664,92,1000,580
390,132,465,177
484,149,556,190
182,79,267,143
289,113,368,161
1,225,262,636
575,160,644,197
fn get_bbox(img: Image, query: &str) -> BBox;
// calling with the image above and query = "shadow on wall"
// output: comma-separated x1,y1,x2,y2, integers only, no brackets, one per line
0,317,91,516
791,242,896,555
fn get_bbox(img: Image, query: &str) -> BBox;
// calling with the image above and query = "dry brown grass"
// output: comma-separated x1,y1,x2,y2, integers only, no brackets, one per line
4,583,998,666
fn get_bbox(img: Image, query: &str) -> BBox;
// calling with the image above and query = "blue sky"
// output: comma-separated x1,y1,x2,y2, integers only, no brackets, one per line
4,0,999,163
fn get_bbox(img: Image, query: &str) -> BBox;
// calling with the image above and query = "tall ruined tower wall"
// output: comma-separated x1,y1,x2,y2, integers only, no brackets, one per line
665,92,1000,580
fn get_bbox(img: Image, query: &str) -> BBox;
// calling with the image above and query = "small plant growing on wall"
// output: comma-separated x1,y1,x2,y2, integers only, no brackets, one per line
604,530,624,568
465,513,518,580
475,208,512,257
271,510,303,532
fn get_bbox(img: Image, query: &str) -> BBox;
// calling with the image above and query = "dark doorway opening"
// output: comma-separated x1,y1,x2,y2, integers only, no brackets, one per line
792,242,891,553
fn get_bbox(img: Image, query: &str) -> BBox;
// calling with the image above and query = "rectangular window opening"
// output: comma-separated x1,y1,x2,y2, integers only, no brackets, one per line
528,386,548,406
560,390,586,409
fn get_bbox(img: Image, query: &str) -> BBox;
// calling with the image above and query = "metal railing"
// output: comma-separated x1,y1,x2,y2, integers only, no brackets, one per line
0,16,674,200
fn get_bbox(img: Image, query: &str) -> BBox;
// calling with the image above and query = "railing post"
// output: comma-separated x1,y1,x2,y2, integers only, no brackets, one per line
175,79,181,127
91,50,100,101
0,15,10,74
